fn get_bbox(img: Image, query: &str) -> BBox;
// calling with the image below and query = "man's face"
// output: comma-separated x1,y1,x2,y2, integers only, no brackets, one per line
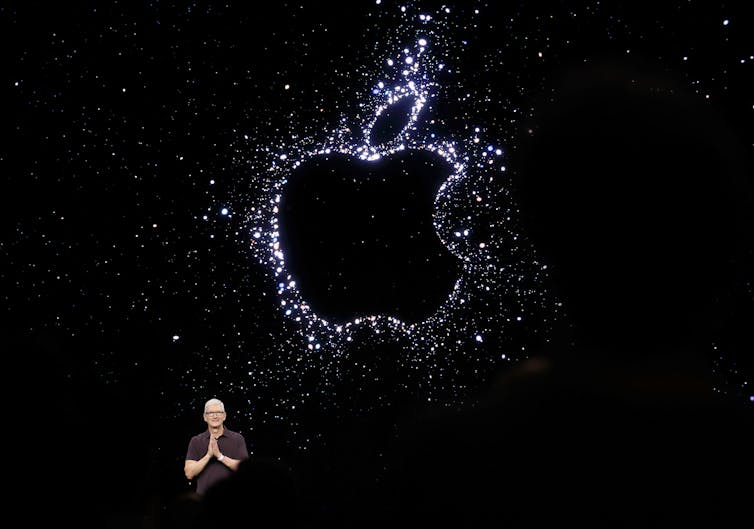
204,407,226,427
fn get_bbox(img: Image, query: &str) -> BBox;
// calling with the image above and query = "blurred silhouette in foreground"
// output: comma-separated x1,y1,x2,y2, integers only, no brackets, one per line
377,56,754,528
200,455,306,529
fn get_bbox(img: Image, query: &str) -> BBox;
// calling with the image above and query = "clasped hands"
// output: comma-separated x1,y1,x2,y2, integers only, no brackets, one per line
208,436,223,459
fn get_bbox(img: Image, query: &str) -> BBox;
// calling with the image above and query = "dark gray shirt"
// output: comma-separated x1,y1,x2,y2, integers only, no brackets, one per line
186,427,249,495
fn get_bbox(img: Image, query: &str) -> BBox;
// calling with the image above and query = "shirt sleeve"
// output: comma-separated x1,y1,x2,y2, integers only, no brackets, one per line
186,436,204,461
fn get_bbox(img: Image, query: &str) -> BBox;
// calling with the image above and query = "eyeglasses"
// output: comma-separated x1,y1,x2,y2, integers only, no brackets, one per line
204,411,225,417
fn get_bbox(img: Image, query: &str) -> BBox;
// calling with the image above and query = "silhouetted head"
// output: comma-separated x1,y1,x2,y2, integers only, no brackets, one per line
513,56,751,357
201,456,305,528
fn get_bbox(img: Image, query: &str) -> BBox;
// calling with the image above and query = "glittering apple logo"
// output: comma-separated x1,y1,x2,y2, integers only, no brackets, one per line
277,93,462,325
249,34,514,356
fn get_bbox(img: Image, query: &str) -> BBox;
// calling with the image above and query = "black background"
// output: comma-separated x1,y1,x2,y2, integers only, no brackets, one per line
3,1,752,526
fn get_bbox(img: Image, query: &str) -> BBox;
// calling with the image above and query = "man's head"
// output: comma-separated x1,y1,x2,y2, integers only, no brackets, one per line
204,398,227,427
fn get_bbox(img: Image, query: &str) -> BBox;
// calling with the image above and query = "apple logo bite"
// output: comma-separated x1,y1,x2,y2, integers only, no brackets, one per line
278,94,461,325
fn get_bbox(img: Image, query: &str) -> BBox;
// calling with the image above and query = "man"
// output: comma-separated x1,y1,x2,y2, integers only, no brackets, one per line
184,398,250,495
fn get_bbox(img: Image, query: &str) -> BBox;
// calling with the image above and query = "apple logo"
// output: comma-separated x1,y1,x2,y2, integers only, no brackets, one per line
247,37,515,361
277,92,462,325
245,30,543,420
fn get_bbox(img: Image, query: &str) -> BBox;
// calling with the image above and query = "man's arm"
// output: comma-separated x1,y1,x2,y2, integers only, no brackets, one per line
184,452,211,480
185,437,213,480
215,454,242,472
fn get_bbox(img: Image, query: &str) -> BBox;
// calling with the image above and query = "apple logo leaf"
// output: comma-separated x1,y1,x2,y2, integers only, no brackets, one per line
369,94,418,147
